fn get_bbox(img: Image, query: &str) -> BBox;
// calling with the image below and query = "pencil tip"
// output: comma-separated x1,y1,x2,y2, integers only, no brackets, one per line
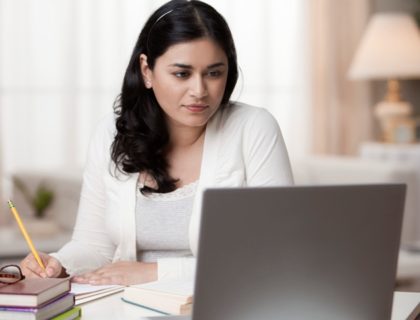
7,200,14,208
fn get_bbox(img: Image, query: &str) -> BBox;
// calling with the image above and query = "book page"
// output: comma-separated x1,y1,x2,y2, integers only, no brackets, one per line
71,283,124,295
71,283,124,305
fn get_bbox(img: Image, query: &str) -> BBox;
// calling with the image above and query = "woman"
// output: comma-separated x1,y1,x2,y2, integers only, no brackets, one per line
20,0,293,285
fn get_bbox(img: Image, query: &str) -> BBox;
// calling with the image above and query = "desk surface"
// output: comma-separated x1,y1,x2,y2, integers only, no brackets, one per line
79,291,420,320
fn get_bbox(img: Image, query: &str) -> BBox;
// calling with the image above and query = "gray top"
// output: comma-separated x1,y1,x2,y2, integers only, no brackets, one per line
135,181,197,262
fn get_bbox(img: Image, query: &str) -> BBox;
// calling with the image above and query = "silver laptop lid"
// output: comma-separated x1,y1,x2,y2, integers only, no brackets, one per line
192,184,405,320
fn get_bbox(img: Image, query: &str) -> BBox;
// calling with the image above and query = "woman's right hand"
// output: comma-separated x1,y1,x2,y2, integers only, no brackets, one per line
20,252,66,278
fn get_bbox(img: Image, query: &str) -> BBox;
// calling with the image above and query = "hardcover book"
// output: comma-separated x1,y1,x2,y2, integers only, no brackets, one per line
0,292,74,320
51,306,81,320
0,278,71,307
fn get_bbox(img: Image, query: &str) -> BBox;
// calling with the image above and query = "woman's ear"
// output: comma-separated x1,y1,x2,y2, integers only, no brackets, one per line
140,54,152,88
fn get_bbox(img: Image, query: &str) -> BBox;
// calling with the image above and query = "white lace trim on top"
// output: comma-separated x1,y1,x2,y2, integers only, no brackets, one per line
137,180,198,201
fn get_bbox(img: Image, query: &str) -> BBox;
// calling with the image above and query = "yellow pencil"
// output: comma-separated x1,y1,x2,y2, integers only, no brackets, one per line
8,200,46,270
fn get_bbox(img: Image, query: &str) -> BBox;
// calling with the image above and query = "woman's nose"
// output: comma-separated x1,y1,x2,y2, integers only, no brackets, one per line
189,76,208,99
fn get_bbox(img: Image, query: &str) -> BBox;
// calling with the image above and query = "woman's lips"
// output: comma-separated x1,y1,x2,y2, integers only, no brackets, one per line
185,104,209,112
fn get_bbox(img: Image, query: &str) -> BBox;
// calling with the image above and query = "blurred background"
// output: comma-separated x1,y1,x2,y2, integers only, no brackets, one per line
1,0,420,289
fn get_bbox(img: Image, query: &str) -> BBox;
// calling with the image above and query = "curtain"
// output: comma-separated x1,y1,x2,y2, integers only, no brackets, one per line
0,0,309,202
309,0,373,155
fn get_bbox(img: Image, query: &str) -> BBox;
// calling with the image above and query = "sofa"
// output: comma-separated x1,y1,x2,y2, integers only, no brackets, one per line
293,155,420,281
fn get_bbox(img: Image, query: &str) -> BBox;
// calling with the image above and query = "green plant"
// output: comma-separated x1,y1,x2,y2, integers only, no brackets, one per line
12,177,54,219
416,1,420,27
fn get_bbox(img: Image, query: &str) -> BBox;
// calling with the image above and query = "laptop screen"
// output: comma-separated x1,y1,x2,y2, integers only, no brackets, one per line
192,184,405,320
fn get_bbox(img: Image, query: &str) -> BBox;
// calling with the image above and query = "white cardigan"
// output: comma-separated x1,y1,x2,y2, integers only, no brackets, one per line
52,102,293,280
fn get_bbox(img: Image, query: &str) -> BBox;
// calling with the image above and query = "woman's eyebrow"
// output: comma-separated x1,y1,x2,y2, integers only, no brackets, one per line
207,62,225,69
168,62,226,69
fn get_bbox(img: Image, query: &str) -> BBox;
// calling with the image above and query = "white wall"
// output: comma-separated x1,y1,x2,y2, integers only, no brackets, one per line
0,0,310,209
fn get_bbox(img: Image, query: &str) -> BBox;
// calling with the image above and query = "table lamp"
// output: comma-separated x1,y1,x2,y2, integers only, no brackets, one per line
348,12,420,143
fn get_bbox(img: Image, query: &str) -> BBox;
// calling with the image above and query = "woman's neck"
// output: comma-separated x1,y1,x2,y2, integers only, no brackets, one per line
165,123,206,188
167,124,206,150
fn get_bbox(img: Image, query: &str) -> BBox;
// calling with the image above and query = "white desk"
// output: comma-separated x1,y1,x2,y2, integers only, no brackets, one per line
79,291,420,319
80,291,161,319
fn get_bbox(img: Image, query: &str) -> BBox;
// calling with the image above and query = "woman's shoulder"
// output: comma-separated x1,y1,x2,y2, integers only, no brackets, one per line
88,112,117,148
217,101,278,129
225,101,267,114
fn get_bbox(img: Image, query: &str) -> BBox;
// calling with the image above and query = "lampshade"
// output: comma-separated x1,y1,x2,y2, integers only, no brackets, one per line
349,13,420,80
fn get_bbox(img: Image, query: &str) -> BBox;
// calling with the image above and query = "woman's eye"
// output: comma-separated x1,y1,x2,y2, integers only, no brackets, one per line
174,71,189,78
208,70,222,77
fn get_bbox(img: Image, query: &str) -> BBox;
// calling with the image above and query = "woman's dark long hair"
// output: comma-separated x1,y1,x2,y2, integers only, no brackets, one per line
111,0,238,194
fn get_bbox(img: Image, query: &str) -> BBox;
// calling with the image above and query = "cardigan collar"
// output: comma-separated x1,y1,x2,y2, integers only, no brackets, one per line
116,107,226,261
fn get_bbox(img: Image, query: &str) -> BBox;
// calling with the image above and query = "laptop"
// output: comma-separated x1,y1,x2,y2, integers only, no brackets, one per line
144,184,406,320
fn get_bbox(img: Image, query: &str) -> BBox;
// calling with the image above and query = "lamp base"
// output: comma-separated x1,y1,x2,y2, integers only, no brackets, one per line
374,100,414,143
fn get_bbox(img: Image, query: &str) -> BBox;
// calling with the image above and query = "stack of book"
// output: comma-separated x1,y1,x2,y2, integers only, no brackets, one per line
122,279,193,315
0,277,81,320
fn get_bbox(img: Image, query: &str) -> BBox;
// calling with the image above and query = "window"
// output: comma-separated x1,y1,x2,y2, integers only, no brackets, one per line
0,0,309,177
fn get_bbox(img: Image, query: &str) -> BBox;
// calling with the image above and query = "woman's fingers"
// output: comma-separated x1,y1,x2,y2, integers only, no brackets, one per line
72,261,157,285
45,256,63,277
20,252,63,278
72,270,103,284
20,253,45,278
73,273,121,285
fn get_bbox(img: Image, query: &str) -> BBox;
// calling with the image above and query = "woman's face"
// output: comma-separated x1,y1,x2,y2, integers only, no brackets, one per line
141,38,228,131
